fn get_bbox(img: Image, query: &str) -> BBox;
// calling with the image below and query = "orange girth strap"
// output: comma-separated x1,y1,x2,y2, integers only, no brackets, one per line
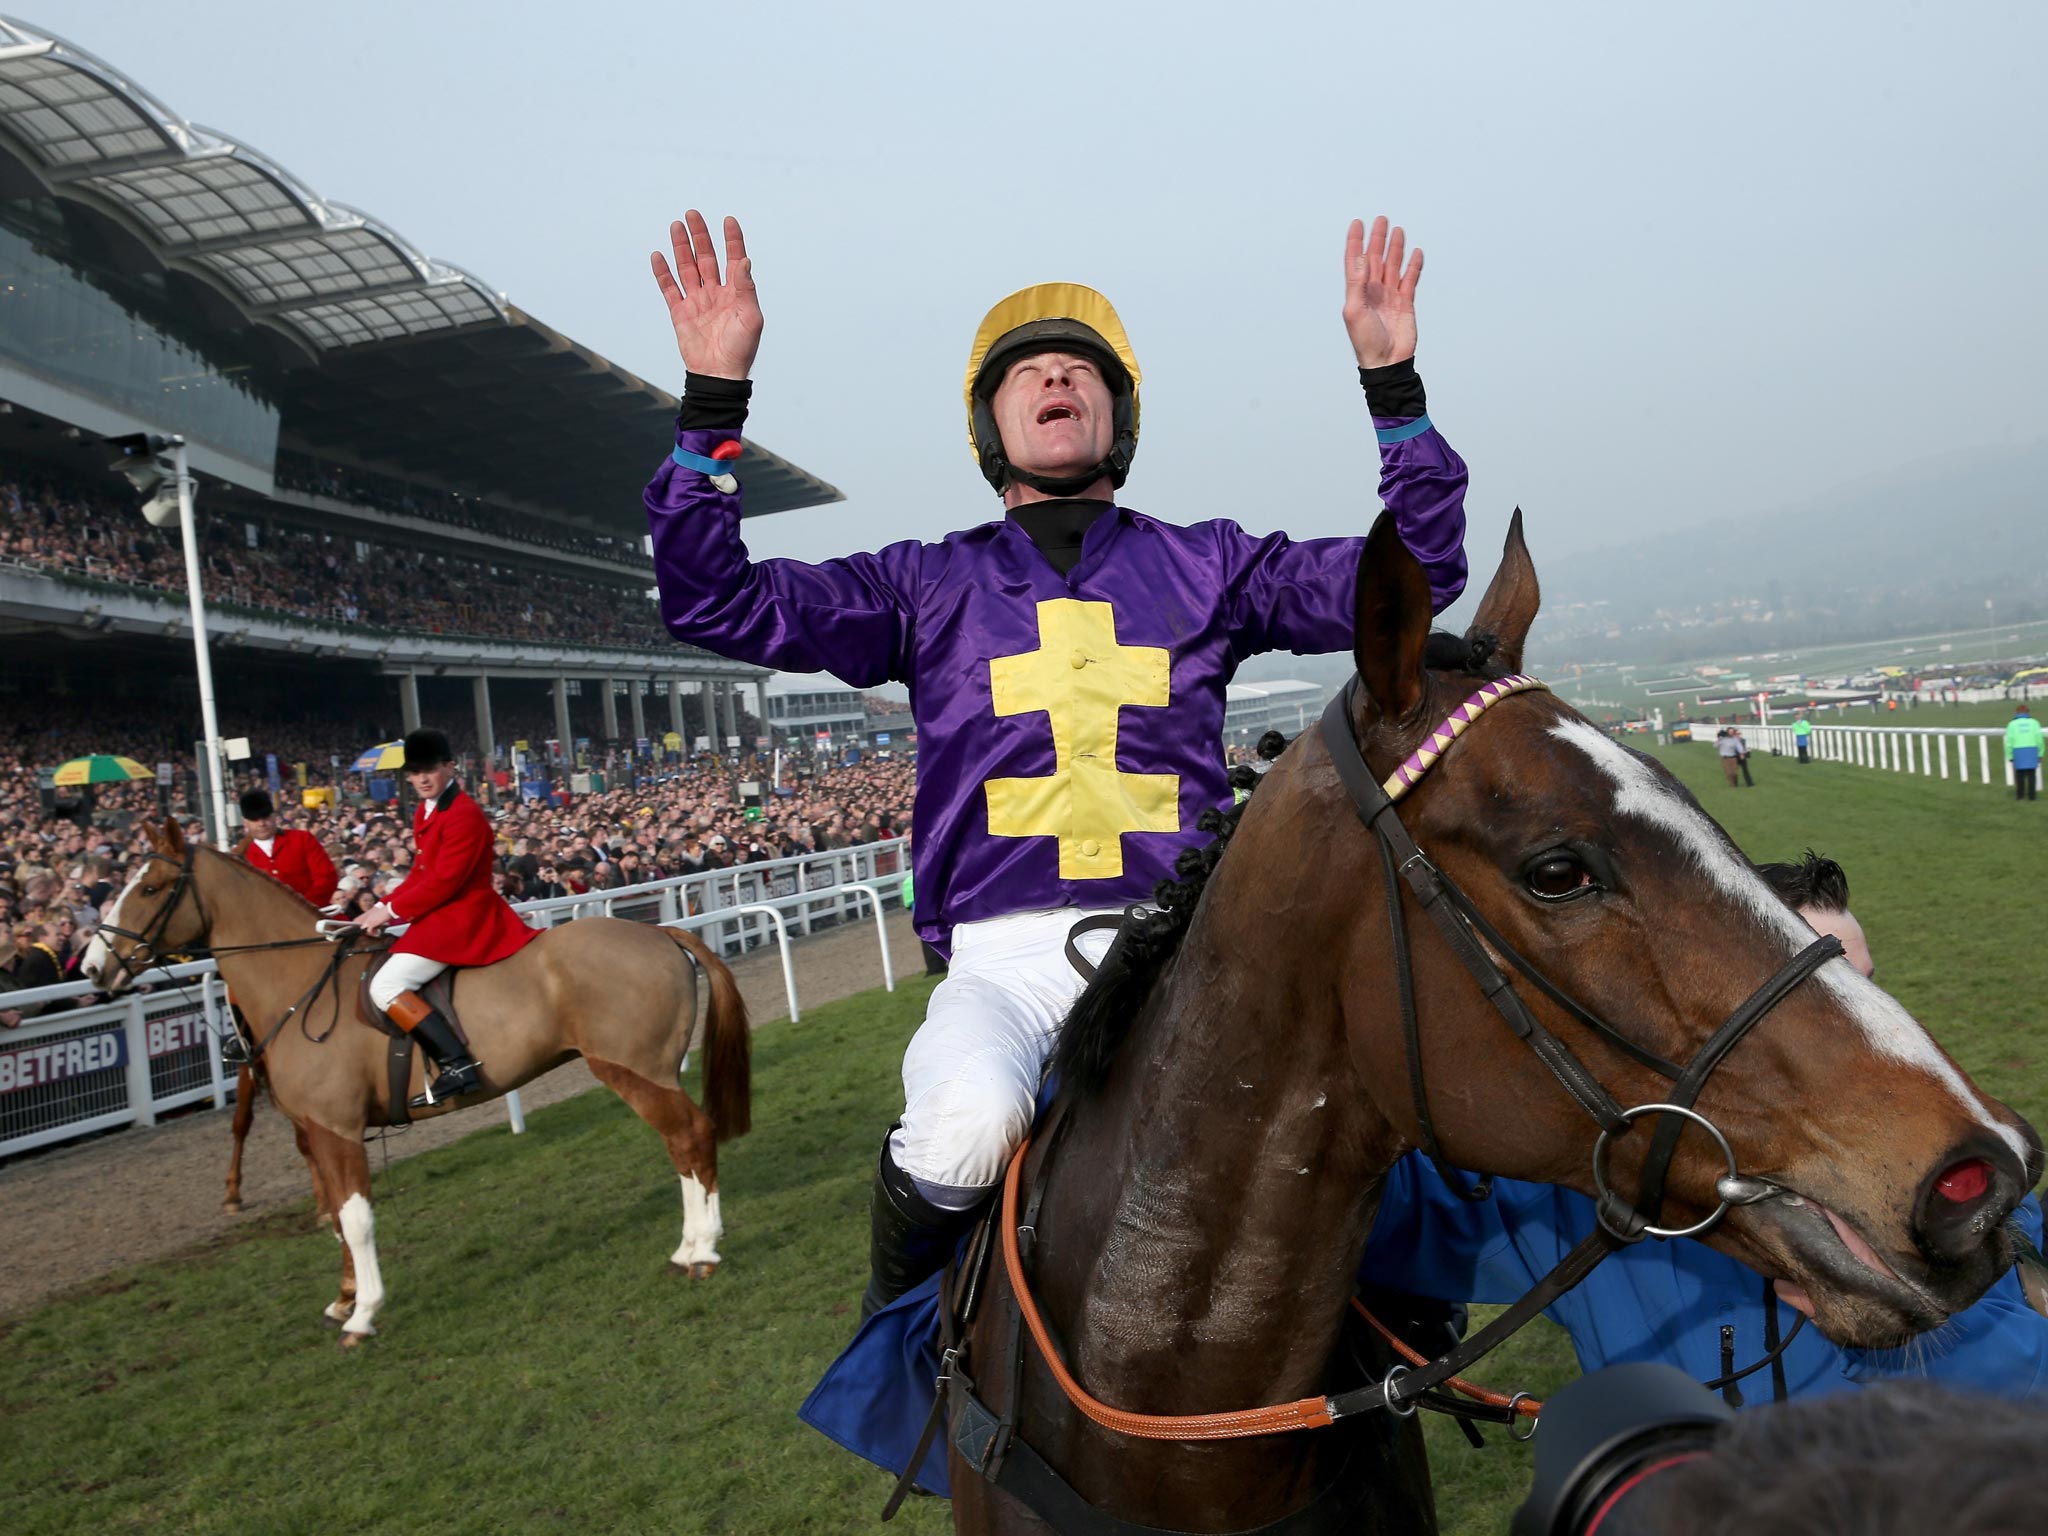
999,1136,1336,1441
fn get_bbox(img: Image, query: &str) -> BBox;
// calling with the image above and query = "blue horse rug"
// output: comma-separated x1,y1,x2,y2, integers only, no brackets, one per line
798,1264,955,1497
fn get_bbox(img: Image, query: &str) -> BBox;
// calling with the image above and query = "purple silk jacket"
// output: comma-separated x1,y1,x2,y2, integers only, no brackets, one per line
646,416,1467,953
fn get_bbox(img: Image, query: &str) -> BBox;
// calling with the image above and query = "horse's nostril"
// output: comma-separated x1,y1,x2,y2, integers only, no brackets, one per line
1934,1158,1993,1205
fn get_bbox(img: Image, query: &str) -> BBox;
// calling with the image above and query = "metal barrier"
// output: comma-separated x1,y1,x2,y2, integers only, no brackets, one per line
0,961,229,1157
0,838,910,1161
514,839,907,962
1740,724,2015,788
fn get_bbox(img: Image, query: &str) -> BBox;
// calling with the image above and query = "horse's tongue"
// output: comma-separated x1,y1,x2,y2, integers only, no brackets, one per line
1775,1281,1815,1319
1821,1203,1898,1280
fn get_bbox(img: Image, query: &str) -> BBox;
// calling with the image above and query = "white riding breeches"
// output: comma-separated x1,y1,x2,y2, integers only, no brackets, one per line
369,952,449,1012
889,906,1122,1208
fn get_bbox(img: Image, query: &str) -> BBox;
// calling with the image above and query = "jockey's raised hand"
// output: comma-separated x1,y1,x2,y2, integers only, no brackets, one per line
1343,215,1422,369
651,210,762,381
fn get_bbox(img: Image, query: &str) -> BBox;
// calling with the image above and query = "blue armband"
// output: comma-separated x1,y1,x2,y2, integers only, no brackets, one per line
1375,415,1434,445
671,444,741,475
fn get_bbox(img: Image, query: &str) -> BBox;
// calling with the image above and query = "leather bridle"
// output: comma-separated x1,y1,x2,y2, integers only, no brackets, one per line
991,670,1844,1445
92,845,369,1060
93,846,207,985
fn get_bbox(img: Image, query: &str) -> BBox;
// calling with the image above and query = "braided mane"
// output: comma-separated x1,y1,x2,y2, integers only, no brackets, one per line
1047,631,1509,1100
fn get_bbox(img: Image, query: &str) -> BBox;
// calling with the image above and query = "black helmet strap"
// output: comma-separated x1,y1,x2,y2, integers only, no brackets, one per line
1004,462,1117,497
973,389,1137,498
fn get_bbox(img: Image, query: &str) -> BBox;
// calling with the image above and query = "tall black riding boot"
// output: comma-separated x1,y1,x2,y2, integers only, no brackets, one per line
861,1132,977,1321
390,992,483,1108
218,1002,253,1065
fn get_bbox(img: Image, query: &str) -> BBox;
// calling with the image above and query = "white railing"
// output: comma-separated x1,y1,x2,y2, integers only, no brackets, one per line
513,838,908,965
0,961,232,1157
0,837,910,1161
1733,725,2018,788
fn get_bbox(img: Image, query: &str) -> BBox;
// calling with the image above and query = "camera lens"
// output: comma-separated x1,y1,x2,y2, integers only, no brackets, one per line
1513,1363,1731,1536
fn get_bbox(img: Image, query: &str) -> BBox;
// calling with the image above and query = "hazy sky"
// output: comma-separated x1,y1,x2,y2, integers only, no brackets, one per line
41,1,2048,626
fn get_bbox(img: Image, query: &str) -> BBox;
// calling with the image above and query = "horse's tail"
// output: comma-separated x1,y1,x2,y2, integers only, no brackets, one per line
665,928,752,1141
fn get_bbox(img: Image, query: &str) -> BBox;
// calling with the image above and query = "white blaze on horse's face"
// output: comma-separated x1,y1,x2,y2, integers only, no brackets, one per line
1548,720,2028,1169
80,867,146,990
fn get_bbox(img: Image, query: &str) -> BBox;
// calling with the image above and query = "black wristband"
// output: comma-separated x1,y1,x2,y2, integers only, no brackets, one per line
677,372,754,432
1358,357,1427,419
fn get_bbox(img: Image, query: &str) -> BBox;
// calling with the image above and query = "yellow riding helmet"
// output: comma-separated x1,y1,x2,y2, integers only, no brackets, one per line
964,283,1142,494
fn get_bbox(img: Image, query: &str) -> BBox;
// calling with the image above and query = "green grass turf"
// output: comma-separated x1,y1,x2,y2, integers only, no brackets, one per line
1566,695,2039,736
1769,698,2040,733
1548,614,2048,712
2,746,2041,1534
1650,739,2048,1134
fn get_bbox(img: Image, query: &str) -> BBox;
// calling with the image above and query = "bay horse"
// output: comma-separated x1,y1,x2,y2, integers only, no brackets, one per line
80,821,750,1346
949,514,2040,1534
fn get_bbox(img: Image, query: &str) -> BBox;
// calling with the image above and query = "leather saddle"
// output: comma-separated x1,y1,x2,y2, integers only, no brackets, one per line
355,955,470,1044
356,954,473,1127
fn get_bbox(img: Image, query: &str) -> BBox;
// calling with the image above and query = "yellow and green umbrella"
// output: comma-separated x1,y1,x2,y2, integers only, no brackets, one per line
351,741,406,772
51,755,156,786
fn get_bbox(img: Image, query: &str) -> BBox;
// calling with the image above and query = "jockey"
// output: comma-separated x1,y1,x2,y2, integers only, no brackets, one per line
645,212,1469,1316
221,787,340,1066
349,729,537,1107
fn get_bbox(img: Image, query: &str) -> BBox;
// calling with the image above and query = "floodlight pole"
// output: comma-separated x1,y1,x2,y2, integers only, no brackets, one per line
166,437,230,845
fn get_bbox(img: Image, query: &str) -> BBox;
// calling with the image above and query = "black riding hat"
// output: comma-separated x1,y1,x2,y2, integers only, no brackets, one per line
238,788,275,820
401,729,454,771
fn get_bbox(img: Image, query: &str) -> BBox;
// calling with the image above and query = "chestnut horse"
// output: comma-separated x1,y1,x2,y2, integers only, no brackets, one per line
950,514,2040,1534
81,821,750,1345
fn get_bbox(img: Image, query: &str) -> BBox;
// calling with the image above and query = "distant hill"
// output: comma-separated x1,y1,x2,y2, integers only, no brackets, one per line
1527,440,2048,666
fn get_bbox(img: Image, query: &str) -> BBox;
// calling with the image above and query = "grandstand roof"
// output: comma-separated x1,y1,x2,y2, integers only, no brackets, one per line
0,16,841,525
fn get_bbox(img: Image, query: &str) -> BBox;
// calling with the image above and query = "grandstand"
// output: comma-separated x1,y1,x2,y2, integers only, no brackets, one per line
0,16,841,805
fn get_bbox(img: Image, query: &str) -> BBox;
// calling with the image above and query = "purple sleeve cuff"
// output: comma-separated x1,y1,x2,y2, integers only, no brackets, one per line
1374,421,1469,612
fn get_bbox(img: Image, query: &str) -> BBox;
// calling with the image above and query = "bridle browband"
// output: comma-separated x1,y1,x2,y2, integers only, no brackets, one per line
989,668,1843,1449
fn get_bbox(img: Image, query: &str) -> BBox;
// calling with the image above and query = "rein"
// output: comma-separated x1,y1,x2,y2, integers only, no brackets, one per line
994,671,1845,1446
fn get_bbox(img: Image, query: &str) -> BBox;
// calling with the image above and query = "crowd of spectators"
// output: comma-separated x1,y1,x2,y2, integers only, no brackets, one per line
1,474,671,651
274,453,651,569
1,712,914,1025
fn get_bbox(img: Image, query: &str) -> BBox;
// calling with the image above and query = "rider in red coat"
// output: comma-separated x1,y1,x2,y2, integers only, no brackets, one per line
221,787,342,1064
235,788,338,907
351,729,537,1106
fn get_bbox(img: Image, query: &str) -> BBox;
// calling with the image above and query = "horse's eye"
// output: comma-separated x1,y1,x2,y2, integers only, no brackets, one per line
141,885,159,897
1525,854,1594,902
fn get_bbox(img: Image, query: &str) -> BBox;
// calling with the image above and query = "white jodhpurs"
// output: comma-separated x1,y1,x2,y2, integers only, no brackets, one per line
368,952,449,1012
889,906,1121,1209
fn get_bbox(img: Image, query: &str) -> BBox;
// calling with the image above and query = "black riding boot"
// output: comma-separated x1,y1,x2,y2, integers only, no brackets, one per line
219,1003,253,1065
861,1133,977,1321
406,1009,483,1108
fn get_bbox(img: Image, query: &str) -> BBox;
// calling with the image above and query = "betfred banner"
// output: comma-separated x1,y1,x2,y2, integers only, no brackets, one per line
146,1012,210,1058
0,1030,128,1094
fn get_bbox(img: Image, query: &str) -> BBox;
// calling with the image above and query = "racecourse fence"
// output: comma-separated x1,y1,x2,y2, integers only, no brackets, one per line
1741,724,2019,788
0,838,908,1160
